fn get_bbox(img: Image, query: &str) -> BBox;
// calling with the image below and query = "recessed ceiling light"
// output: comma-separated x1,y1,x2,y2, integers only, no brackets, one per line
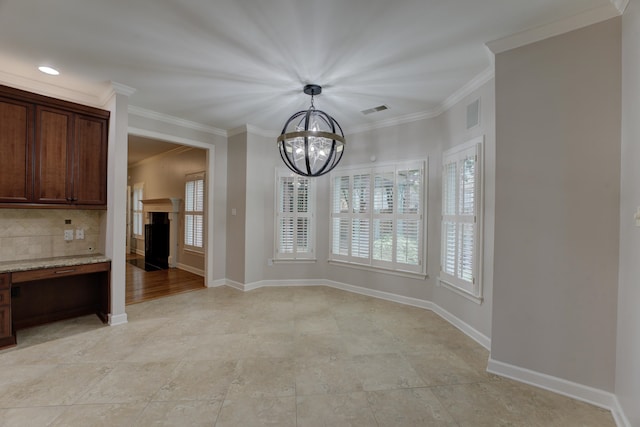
38,66,60,76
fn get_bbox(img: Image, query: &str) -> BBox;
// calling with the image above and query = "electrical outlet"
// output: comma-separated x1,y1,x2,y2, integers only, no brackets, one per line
75,228,84,240
64,229,74,241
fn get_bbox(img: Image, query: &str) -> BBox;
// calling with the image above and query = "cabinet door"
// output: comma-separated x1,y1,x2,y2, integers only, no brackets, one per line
0,97,33,203
73,115,108,206
34,106,74,204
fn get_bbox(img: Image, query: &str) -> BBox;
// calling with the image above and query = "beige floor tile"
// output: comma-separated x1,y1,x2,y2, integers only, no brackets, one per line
293,332,350,360
182,333,258,361
137,400,222,426
406,350,494,386
251,332,296,358
124,334,200,363
296,392,377,427
0,363,113,407
0,286,617,426
76,361,179,404
352,353,426,391
216,395,296,427
367,388,458,426
0,406,66,427
295,356,364,396
49,403,147,427
227,357,296,398
294,311,340,334
153,359,238,401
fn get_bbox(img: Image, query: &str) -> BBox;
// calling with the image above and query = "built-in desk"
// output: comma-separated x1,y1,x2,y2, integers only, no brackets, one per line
0,255,111,350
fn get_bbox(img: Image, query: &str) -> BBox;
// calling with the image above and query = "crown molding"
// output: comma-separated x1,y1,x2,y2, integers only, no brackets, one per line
98,81,137,106
128,105,227,137
0,69,109,108
611,0,629,14
439,66,494,114
486,4,621,54
348,66,495,136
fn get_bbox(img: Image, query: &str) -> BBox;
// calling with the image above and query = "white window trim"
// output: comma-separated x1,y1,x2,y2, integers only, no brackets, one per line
439,136,484,302
329,159,428,276
274,169,316,261
132,182,144,238
184,172,205,253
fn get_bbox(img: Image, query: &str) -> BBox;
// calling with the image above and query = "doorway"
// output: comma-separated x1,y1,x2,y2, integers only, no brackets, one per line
126,134,210,303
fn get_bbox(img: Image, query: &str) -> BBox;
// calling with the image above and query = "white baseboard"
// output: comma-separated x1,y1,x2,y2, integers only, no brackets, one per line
487,358,629,427
430,304,491,350
108,313,128,326
177,263,204,277
207,278,227,288
134,248,144,256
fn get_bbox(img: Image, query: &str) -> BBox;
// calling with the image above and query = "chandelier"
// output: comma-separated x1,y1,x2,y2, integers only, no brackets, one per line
277,84,346,177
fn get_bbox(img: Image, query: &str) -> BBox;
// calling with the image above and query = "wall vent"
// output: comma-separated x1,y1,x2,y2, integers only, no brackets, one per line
466,99,480,129
361,105,389,115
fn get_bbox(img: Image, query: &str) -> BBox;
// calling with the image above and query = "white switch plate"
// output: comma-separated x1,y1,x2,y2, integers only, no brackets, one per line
75,229,84,240
635,207,640,227
64,229,74,241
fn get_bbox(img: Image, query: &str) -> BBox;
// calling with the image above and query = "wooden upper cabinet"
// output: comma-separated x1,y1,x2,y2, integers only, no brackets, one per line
74,115,108,205
0,85,109,209
34,106,74,204
0,97,34,203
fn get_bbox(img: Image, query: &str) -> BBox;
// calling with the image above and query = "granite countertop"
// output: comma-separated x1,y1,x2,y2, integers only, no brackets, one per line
0,254,111,274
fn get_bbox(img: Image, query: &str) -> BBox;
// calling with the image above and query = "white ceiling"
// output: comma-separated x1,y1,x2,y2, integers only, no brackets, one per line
0,0,618,134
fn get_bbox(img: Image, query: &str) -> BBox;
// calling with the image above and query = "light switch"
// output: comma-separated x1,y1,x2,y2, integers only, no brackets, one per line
635,207,640,227
64,230,74,241
232,208,237,216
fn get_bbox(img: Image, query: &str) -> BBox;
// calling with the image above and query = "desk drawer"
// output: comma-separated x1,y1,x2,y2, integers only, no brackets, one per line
0,288,8,305
0,273,8,289
11,262,110,283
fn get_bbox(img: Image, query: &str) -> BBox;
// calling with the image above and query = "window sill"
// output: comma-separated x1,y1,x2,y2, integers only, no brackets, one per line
272,258,317,264
328,259,427,280
184,248,204,255
437,278,483,304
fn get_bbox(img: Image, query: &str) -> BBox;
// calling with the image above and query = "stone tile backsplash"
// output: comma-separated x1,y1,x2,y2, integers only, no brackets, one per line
0,209,104,262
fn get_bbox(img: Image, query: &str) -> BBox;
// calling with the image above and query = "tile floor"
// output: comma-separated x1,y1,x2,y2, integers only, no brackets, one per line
0,286,616,426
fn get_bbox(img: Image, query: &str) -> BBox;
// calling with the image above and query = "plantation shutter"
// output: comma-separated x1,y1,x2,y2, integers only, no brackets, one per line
440,140,481,296
329,161,425,275
275,171,314,259
372,170,394,266
185,173,205,250
396,167,422,271
351,172,371,259
331,175,350,258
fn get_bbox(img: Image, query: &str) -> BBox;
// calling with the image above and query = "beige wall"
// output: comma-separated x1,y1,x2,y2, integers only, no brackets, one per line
128,147,207,273
225,132,247,283
492,18,621,391
617,1,640,424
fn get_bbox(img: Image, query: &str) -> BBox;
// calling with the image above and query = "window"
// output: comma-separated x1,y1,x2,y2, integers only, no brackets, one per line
184,172,205,251
132,183,144,238
330,161,426,275
440,137,483,299
275,170,315,260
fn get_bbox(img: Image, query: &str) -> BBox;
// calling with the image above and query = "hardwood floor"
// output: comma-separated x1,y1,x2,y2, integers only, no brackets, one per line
125,254,205,305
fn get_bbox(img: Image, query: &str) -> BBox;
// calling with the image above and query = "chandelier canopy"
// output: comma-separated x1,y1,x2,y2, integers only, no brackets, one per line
277,84,346,177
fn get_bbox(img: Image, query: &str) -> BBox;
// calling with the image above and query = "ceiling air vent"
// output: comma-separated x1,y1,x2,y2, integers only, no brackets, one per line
361,105,389,115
